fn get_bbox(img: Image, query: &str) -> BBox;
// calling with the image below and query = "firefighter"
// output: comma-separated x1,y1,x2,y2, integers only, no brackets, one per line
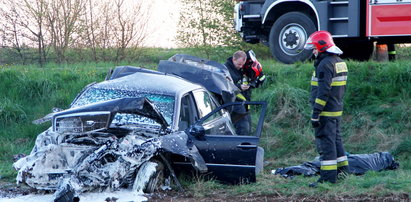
304,31,349,187
225,50,266,136
224,51,250,135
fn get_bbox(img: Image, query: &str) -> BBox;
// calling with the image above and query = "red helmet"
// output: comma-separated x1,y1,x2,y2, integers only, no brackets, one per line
305,31,342,54
243,50,263,79
251,60,262,77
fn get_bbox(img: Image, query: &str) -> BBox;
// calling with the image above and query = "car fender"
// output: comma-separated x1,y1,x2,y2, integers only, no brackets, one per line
158,131,207,173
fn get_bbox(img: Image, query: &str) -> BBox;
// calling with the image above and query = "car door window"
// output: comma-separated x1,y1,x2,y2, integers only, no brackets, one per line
192,91,218,119
193,90,235,135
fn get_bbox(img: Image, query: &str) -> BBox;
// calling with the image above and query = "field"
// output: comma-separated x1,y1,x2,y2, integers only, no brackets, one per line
0,46,410,200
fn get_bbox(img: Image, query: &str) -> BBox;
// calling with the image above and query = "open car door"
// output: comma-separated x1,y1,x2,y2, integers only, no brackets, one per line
188,101,267,184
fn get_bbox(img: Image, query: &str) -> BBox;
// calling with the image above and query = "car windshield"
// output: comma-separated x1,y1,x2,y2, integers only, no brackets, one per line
71,87,175,126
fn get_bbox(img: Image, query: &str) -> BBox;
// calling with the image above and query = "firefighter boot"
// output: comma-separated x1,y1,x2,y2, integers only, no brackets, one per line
337,165,349,180
309,170,337,188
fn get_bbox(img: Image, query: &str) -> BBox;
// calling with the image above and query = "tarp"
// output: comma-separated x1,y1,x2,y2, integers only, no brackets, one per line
157,54,240,104
273,152,400,178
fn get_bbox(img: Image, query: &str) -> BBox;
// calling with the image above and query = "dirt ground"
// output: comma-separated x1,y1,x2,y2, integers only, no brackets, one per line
1,181,409,201
148,191,410,202
0,181,36,198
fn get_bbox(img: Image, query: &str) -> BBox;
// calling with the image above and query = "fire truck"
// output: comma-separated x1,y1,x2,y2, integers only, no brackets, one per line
234,0,411,64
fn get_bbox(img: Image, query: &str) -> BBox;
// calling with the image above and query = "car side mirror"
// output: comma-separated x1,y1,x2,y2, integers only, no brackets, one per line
188,124,205,139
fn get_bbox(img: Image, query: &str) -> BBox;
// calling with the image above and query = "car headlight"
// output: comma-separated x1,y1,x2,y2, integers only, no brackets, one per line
53,112,111,133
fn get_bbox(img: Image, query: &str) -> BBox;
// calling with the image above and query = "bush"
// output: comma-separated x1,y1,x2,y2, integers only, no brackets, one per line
0,98,26,125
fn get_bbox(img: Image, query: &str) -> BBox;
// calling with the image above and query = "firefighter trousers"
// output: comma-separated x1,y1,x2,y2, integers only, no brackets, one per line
314,117,349,183
232,103,250,136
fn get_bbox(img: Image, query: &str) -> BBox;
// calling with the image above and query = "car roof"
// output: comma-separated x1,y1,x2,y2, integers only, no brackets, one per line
93,71,203,96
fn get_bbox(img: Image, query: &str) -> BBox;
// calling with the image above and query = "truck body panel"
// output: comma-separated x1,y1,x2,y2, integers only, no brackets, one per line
367,1,411,36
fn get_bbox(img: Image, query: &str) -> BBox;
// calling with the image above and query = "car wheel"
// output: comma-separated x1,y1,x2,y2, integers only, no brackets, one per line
133,159,165,193
269,12,316,64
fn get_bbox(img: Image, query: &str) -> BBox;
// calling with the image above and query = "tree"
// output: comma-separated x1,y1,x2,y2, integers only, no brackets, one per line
112,0,150,62
0,0,152,64
44,0,86,63
0,0,26,62
0,0,50,66
77,0,150,63
80,0,101,61
21,0,48,66
177,0,241,58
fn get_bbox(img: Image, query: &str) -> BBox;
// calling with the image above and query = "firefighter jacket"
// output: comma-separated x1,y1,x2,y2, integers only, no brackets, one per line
310,53,347,118
225,57,250,101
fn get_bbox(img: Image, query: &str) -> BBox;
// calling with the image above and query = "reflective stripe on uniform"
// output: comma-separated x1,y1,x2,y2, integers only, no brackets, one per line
337,156,349,167
259,75,266,81
320,111,343,117
338,161,349,167
321,165,338,170
236,93,246,101
337,156,348,162
311,81,346,86
321,160,337,171
311,75,346,86
321,160,337,165
315,98,326,106
333,76,347,81
331,81,346,86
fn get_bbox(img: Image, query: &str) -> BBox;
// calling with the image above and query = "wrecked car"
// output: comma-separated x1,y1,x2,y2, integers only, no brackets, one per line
13,57,267,200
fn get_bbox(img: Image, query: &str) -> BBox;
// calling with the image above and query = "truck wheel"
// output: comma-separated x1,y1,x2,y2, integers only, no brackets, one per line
269,12,316,64
133,160,165,193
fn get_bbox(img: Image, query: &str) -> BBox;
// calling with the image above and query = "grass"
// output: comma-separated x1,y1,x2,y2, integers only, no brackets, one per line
179,169,410,199
0,47,410,199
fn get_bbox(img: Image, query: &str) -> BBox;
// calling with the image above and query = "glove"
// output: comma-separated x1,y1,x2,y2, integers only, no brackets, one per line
311,112,321,128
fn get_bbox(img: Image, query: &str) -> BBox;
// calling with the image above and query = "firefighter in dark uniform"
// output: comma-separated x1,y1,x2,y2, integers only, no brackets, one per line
304,31,349,187
225,51,250,135
224,50,265,135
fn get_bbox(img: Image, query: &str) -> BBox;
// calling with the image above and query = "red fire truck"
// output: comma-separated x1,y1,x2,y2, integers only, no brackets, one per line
234,0,411,64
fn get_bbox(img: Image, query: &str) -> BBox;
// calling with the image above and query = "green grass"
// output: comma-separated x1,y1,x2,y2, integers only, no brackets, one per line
0,47,410,198
179,169,411,199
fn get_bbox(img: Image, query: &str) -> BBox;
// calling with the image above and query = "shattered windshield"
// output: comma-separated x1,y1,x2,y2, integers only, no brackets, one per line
71,87,175,126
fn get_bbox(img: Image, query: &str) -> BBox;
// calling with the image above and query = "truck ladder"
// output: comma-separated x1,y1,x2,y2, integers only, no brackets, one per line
327,0,360,38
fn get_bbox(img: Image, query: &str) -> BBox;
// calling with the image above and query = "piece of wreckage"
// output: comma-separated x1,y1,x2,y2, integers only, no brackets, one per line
13,55,267,201
273,152,400,178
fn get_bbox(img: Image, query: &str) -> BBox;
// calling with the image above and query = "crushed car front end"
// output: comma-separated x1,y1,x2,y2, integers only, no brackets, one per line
14,97,206,195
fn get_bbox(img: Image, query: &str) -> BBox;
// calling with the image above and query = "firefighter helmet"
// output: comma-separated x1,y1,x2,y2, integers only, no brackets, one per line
305,31,343,55
244,50,263,78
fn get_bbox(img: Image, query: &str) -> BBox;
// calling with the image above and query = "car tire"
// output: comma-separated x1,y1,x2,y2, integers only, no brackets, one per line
269,12,316,64
133,159,165,193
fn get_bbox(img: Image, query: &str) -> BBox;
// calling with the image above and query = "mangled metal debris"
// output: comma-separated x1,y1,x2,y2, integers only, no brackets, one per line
14,98,206,200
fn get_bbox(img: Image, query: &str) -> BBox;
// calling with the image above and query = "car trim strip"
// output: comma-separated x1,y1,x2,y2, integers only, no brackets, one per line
173,162,256,168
